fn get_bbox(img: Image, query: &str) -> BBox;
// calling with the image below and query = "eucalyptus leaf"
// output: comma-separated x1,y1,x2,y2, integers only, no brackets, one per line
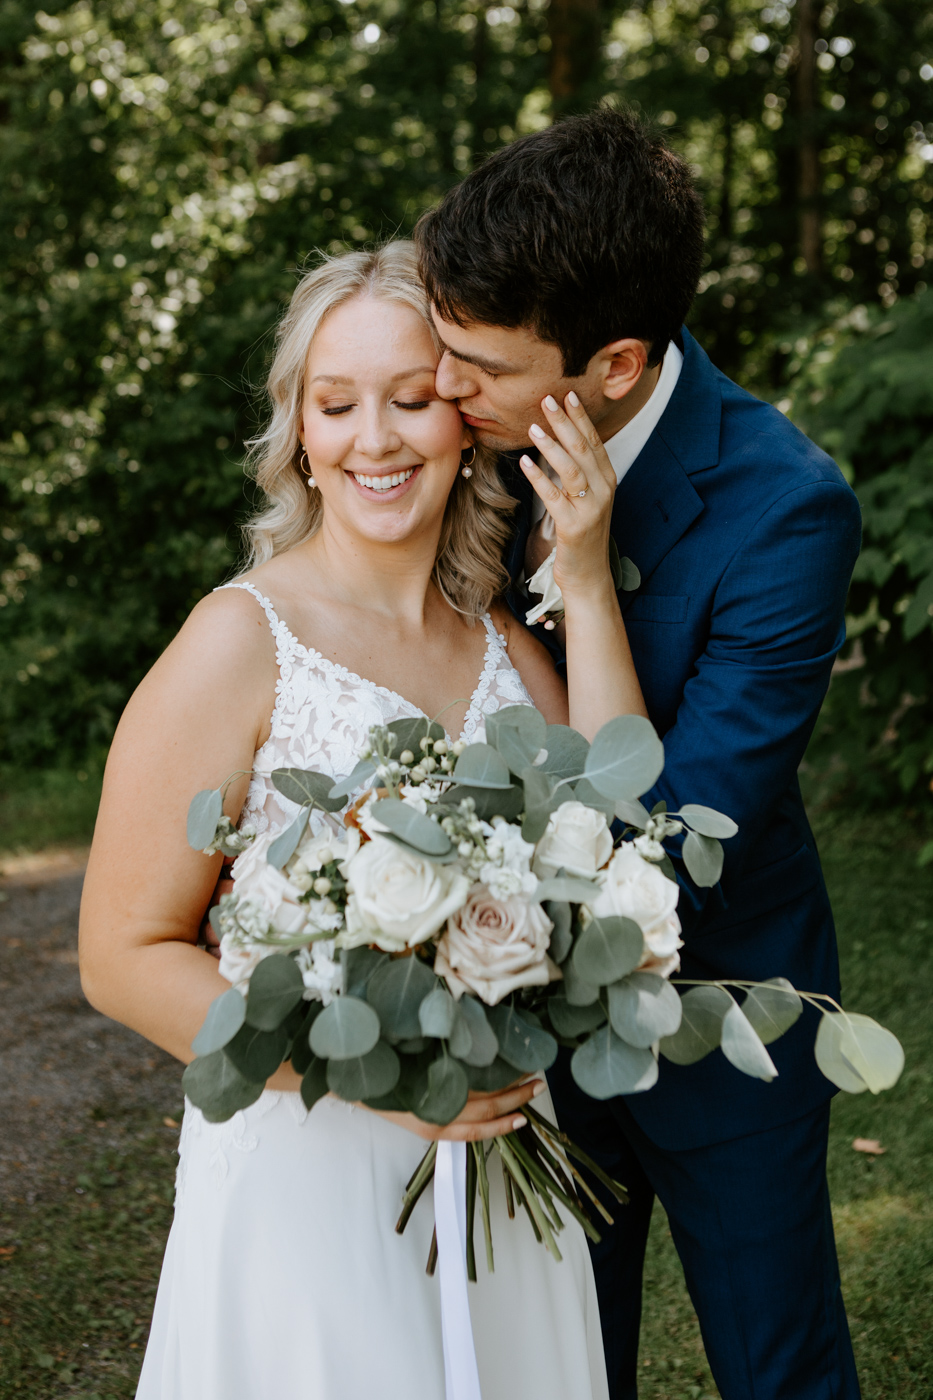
651,801,667,816
419,986,458,1039
682,830,725,887
485,704,547,751
521,765,558,843
494,725,543,777
571,1025,659,1099
456,996,499,1067
562,958,600,1007
182,1050,264,1122
300,1056,329,1111
310,996,381,1061
415,1055,470,1125
584,714,665,801
461,1057,520,1093
658,985,732,1065
614,798,652,830
741,978,803,1045
541,726,590,782
486,1003,558,1073
190,987,246,1057
547,995,607,1039
572,915,644,987
566,778,616,822
675,804,739,839
544,900,573,964
535,875,602,904
371,799,452,856
290,1002,324,1076
814,1013,869,1094
223,1022,289,1081
440,781,525,822
448,743,513,790
398,1036,427,1054
345,947,389,1000
386,716,444,759
327,1040,401,1101
658,854,677,883
266,804,311,870
272,767,345,812
187,787,223,851
720,1003,778,1081
367,955,437,1041
244,953,305,1031
835,1011,905,1093
607,972,683,1049
449,1006,474,1060
618,554,641,591
328,759,377,802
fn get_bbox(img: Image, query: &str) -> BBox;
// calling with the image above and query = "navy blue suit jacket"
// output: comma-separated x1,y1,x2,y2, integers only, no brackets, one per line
505,328,861,1151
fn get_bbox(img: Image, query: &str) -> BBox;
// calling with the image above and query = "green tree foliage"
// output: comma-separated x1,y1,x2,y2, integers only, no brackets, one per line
791,288,933,807
0,0,930,780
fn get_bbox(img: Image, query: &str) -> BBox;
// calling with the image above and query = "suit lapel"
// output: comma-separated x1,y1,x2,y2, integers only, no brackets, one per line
612,329,720,602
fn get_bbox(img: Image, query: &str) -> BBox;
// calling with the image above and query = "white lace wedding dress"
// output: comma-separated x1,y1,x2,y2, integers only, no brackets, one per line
136,581,609,1400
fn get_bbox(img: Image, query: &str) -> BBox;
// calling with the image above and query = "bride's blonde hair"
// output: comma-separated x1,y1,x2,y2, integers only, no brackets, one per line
242,241,516,618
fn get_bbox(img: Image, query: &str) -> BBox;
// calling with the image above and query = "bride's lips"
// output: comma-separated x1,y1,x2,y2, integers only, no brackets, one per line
347,464,422,500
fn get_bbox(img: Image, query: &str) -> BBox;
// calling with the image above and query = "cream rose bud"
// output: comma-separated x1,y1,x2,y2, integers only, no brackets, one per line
342,836,470,953
435,886,561,1006
534,801,614,879
231,832,309,936
587,841,683,978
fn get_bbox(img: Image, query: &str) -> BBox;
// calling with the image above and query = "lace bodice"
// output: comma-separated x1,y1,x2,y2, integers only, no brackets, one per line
217,581,535,838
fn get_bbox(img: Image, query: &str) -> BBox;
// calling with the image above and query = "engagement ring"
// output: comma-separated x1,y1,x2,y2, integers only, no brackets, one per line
577,489,588,498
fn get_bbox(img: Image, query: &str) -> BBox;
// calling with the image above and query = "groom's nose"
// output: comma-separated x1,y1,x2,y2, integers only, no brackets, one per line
435,350,477,402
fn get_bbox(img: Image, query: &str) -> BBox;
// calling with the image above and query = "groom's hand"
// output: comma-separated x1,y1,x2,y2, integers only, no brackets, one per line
367,1079,547,1142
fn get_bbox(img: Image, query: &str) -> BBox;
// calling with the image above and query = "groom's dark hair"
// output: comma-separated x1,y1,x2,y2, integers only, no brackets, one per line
415,107,704,375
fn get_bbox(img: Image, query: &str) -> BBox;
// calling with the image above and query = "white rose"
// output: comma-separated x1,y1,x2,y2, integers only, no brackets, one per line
218,934,264,991
534,801,614,879
435,885,560,1006
342,835,470,953
587,841,683,978
525,547,563,626
230,832,309,936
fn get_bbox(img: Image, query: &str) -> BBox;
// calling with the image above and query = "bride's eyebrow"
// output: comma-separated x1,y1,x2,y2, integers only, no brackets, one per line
310,366,437,387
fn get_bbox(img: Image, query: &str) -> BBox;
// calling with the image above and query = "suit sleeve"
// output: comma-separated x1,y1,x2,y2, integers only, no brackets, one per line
640,478,861,926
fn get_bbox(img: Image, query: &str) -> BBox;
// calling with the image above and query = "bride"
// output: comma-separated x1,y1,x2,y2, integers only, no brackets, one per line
79,241,646,1399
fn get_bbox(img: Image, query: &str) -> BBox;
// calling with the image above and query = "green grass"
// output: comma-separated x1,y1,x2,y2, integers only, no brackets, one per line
0,778,929,1398
0,763,103,854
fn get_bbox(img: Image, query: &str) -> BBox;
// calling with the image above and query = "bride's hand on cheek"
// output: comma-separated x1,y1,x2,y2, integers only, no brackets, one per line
520,393,617,603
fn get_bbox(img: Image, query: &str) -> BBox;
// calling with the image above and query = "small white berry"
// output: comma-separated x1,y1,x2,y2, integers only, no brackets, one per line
399,749,414,765
312,877,332,896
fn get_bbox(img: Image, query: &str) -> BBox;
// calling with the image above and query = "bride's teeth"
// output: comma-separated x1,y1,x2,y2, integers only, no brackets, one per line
354,468,415,491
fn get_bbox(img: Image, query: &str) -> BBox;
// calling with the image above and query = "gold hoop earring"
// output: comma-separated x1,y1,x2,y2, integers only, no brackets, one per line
460,445,476,479
299,449,316,490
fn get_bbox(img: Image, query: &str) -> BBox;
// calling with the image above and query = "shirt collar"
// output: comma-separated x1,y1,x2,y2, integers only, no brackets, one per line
603,341,684,487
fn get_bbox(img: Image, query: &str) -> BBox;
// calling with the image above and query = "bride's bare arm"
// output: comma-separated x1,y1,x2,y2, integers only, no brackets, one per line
79,589,278,1068
519,394,648,739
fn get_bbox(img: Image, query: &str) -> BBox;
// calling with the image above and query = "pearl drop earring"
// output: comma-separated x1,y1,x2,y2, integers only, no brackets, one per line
299,449,316,490
460,445,476,479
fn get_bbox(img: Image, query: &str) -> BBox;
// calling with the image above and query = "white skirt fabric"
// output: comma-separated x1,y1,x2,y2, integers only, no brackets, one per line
136,1088,609,1400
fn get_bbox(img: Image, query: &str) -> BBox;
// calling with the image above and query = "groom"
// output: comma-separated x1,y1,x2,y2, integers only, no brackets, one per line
415,109,862,1399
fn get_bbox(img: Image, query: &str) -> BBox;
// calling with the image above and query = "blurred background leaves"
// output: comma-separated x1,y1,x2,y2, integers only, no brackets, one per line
0,0,931,810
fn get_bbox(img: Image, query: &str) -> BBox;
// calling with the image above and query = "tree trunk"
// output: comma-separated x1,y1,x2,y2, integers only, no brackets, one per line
796,0,822,273
547,0,601,118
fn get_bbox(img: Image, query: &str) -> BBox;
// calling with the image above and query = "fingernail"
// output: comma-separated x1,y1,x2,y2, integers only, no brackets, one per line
532,1081,547,1098
529,422,545,438
544,395,558,412
520,454,536,470
512,1116,527,1130
567,390,580,408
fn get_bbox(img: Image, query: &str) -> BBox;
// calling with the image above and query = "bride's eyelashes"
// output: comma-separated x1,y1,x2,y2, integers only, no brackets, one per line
320,398,434,417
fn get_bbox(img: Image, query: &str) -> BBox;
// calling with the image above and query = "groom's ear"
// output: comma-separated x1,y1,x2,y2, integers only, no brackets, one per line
598,339,651,402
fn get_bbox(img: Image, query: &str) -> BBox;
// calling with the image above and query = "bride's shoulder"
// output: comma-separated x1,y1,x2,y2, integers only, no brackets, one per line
488,601,568,725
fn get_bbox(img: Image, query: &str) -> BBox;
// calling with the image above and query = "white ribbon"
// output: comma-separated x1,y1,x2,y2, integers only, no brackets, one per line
434,1140,483,1400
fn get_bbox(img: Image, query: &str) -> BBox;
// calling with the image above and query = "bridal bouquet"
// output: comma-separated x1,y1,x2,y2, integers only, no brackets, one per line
184,706,904,1271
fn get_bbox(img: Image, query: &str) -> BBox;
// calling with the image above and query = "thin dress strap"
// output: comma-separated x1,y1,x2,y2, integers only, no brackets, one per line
214,580,298,670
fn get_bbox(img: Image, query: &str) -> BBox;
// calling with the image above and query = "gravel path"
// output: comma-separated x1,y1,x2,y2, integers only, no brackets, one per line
0,852,181,1207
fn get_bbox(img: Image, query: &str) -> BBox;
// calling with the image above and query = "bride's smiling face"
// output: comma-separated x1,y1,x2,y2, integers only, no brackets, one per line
299,295,467,545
